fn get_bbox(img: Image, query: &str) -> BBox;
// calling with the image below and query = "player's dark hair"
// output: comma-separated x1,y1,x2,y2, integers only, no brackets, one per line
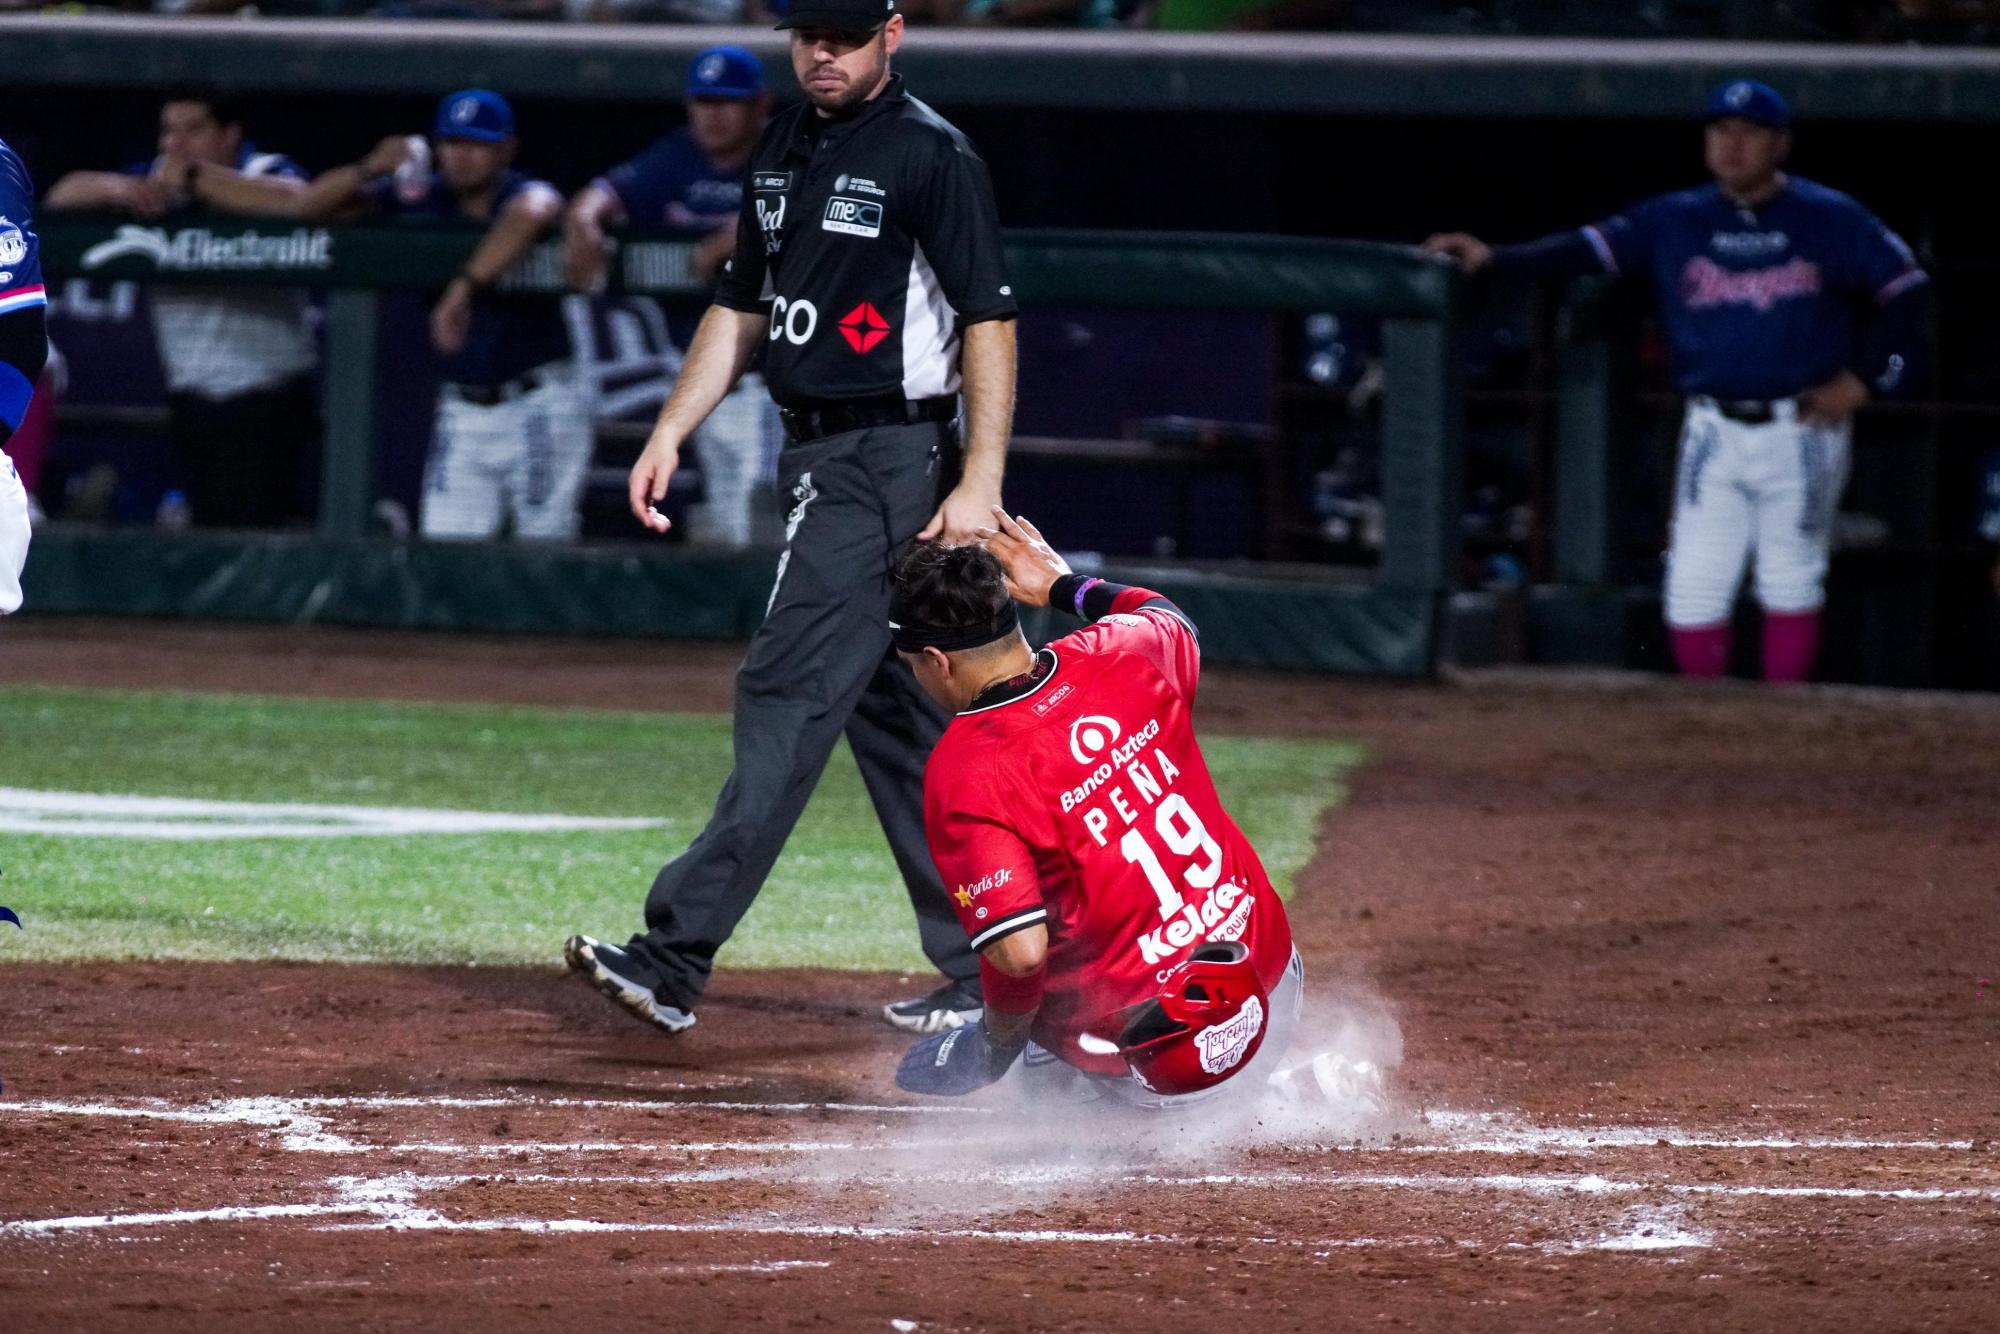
161,86,245,130
891,542,1010,633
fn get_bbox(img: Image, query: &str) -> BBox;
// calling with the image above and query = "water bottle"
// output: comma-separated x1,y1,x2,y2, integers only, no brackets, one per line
393,135,431,206
156,489,192,532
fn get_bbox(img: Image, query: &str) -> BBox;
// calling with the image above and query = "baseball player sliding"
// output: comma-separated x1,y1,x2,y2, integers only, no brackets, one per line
1426,80,1928,683
0,138,49,615
889,511,1304,1106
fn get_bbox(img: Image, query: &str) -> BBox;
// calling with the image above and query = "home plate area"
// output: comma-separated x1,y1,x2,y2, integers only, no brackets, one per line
6,1078,1997,1328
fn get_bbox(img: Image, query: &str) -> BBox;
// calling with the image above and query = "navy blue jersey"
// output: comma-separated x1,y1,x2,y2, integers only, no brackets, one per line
1582,177,1925,401
0,139,48,318
371,169,569,389
596,129,744,348
599,129,743,233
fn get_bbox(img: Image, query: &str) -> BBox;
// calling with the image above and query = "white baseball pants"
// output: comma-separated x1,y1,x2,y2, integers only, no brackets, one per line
422,371,593,542
1664,398,1851,629
688,372,781,548
0,448,29,614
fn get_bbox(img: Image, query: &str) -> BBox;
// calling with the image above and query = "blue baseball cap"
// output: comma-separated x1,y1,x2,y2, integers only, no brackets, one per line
434,89,515,144
687,46,764,101
1705,80,1790,131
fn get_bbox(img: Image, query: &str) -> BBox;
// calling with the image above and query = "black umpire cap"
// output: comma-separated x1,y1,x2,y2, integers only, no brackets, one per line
776,0,896,31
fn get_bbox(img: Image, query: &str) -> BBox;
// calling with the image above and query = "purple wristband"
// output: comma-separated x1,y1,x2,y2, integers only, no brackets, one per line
1072,577,1104,618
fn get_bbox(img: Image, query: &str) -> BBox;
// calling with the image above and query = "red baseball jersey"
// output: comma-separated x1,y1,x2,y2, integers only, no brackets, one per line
923,590,1294,1076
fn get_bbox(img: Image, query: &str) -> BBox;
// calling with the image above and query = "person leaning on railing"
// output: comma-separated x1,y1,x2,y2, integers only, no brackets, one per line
43,88,320,532
290,90,580,543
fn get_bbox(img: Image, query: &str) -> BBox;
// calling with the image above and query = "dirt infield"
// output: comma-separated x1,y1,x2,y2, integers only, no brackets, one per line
2,618,1997,1331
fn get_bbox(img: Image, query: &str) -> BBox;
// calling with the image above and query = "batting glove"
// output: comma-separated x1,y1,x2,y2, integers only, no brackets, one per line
895,1022,1023,1097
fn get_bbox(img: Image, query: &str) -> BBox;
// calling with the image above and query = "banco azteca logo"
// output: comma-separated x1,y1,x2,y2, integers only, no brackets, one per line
1068,715,1122,764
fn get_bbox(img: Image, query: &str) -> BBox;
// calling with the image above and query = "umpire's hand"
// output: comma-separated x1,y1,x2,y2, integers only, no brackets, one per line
629,435,680,534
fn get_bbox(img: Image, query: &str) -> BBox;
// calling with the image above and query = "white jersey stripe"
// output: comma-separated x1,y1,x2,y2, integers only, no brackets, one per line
900,240,958,400
970,907,1048,953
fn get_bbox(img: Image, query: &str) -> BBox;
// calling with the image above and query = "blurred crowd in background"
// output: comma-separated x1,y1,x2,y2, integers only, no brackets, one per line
0,0,1994,41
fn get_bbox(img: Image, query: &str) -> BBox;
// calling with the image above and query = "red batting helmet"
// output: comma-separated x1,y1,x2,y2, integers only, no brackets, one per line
1090,941,1271,1097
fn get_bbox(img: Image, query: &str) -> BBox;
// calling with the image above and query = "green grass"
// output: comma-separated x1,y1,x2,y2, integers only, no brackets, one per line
0,686,1362,970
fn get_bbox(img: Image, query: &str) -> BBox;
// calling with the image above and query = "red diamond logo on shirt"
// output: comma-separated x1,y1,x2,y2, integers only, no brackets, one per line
839,302,890,354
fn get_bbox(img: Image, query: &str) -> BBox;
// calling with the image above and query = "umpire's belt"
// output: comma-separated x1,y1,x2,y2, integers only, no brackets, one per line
779,395,957,445
1692,396,1781,426
446,368,558,408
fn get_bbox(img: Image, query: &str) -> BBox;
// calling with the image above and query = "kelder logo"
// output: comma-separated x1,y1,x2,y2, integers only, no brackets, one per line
80,224,334,273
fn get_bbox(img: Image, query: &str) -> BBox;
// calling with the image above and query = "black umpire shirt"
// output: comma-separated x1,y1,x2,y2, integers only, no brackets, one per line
712,74,1017,410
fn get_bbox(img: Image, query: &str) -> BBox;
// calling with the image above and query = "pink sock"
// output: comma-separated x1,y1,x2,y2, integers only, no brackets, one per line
1762,609,1821,683
1670,622,1731,678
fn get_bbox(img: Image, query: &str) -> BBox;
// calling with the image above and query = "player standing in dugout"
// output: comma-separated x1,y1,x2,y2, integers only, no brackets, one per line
567,0,1019,1037
564,45,783,551
296,92,577,543
1426,81,1927,684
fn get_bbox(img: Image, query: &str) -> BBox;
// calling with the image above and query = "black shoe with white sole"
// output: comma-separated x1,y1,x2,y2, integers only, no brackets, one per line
564,934,696,1035
882,978,983,1034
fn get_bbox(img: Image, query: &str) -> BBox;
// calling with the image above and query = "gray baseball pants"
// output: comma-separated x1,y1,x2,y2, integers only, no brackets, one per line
623,416,980,1006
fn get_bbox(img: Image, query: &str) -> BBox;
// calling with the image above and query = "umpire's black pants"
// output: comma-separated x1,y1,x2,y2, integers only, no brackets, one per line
626,417,979,1006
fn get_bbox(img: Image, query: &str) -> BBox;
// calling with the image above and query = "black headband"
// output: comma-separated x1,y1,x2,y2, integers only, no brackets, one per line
888,601,1019,653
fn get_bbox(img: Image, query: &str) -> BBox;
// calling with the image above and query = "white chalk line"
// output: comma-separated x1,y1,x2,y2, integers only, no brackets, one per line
4,1096,1972,1154
301,1094,966,1116
0,1202,1699,1255
659,1261,833,1274
3,1203,380,1235
322,1216,1711,1255
0,786,664,841
0,1096,957,1157
311,1167,2000,1206
6,1174,1712,1253
372,1141,879,1156
6,1096,1982,1177
4,1094,1988,1255
1414,1111,1978,1154
6,1157,1987,1249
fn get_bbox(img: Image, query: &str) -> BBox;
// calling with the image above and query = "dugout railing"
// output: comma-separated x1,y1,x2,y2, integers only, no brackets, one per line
26,219,1466,677
13,17,2000,121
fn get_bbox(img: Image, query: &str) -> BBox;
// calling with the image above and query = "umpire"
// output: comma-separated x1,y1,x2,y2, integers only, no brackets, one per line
566,0,1019,1037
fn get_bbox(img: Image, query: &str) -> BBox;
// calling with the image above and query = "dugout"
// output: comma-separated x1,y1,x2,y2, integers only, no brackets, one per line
7,20,1999,688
